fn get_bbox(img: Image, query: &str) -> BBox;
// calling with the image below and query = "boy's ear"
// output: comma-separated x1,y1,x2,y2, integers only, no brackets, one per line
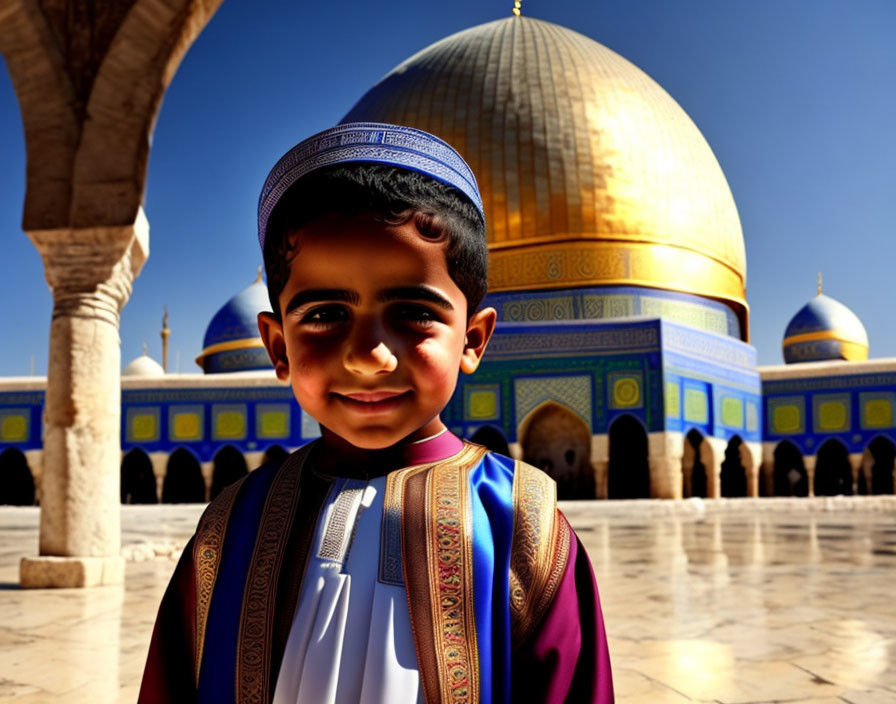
459,306,497,375
258,312,290,381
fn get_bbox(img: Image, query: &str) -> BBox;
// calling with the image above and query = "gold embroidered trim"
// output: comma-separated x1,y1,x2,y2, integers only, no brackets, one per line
193,478,242,682
236,444,312,704
509,461,566,647
426,446,487,703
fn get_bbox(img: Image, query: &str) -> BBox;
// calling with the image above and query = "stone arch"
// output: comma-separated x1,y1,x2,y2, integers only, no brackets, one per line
720,435,748,498
0,447,36,506
0,0,227,229
469,425,510,456
682,428,708,498
120,448,158,504
607,414,649,499
519,401,593,499
210,445,248,500
866,435,895,495
261,444,289,468
773,441,808,497
814,439,853,496
162,447,206,503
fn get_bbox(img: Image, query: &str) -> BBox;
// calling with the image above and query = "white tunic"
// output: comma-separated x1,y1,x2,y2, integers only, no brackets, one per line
272,475,424,704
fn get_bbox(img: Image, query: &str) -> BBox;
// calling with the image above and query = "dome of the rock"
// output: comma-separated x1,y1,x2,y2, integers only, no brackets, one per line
123,352,165,378
343,16,748,333
783,293,868,364
195,274,273,373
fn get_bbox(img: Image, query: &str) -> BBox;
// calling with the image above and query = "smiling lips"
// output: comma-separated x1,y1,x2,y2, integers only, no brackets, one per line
336,390,411,412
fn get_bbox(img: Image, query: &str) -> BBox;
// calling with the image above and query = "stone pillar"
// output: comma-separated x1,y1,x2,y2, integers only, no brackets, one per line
849,453,865,495
590,434,609,499
149,452,169,502
741,441,763,498
761,442,777,497
701,436,727,499
647,431,684,499
803,454,817,498
20,211,148,588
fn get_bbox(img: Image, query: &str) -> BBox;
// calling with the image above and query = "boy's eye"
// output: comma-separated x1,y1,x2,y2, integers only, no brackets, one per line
300,305,348,327
393,304,438,327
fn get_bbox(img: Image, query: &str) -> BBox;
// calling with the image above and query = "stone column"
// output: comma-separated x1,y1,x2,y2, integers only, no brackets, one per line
761,442,777,497
803,454,817,498
20,211,148,588
741,441,763,498
590,434,609,499
647,431,684,499
849,453,865,495
701,436,727,499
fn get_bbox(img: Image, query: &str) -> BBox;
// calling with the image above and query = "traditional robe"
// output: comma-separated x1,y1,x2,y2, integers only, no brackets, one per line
138,433,613,703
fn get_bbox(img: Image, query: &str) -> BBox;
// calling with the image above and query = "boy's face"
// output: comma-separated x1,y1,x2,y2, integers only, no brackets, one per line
258,212,496,450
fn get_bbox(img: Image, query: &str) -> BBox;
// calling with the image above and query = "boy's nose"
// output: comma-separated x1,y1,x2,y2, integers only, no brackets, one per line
344,340,398,375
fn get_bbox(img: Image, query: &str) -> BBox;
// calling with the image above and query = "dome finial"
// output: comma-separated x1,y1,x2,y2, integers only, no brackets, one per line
256,266,263,283
512,0,522,17
161,305,171,373
817,271,822,296
142,341,148,356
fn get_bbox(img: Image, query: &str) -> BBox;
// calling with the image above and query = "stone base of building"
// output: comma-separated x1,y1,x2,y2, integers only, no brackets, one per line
19,555,125,588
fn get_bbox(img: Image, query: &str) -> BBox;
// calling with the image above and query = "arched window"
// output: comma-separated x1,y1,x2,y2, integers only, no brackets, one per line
121,448,158,504
520,402,594,499
469,426,510,456
867,436,895,495
773,441,807,497
607,414,650,499
0,448,35,506
162,448,206,503
210,446,249,500
720,435,747,498
814,439,852,496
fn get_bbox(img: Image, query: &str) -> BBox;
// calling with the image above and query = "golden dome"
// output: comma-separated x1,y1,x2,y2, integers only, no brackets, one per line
343,16,748,333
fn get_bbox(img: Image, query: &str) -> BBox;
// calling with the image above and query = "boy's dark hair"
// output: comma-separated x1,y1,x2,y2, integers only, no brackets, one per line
263,163,488,318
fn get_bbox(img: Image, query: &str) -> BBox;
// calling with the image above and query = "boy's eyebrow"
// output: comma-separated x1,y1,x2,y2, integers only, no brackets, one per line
377,286,454,310
284,288,361,313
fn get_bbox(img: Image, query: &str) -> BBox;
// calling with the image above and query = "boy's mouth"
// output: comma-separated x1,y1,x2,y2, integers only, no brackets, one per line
334,390,412,412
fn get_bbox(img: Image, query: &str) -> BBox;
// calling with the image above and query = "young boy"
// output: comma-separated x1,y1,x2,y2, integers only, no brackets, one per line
139,123,613,704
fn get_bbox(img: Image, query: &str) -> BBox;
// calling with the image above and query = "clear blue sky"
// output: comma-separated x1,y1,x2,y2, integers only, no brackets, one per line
1,0,894,374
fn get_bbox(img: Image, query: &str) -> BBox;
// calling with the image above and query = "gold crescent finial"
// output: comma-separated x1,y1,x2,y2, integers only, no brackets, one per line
512,0,522,17
817,271,822,295
256,266,263,283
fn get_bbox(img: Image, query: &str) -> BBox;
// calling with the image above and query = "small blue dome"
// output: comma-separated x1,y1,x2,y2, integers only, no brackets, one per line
783,293,868,364
196,274,274,373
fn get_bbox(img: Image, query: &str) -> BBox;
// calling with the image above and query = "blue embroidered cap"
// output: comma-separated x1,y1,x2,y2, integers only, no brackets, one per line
257,122,484,252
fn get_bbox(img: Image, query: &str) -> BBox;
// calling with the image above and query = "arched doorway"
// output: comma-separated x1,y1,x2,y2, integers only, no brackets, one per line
520,402,594,499
210,446,248,500
773,441,808,497
607,414,650,499
683,429,708,498
720,435,747,498
162,448,206,503
868,436,895,495
814,439,853,496
469,426,510,456
120,448,158,504
0,447,35,506
261,444,289,468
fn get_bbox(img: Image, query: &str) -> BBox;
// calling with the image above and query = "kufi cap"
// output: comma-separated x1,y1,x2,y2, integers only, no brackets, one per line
257,122,484,252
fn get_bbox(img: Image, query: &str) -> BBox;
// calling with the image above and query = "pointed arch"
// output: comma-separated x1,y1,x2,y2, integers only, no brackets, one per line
773,441,808,497
469,425,510,456
814,438,852,496
683,428,708,498
607,414,649,499
866,435,895,495
720,435,747,498
519,401,594,499
0,447,36,506
162,447,206,503
261,444,289,469
210,445,248,500
121,448,158,504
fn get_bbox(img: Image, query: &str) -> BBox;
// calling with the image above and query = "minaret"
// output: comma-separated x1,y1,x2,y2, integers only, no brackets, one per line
161,306,171,373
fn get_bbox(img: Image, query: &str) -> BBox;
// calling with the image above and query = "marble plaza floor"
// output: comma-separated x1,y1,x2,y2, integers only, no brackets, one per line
1,498,895,703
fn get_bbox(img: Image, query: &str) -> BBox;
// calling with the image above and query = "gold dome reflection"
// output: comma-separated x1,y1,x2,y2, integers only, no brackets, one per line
344,16,749,334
